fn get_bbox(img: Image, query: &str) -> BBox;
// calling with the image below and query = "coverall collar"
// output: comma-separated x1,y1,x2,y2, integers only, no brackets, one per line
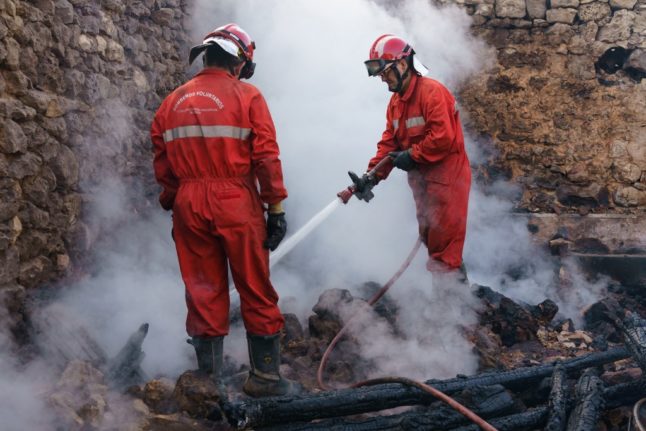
196,67,236,79
397,73,419,103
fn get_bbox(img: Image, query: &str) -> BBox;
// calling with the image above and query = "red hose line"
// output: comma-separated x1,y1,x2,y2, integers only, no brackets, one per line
352,377,498,431
315,238,498,431
316,238,423,390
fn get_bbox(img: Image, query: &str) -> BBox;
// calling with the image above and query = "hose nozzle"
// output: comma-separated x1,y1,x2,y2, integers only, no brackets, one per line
337,186,354,204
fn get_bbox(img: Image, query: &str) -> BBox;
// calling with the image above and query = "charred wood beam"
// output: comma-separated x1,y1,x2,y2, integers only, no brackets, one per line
448,406,549,431
450,380,645,431
106,323,149,389
475,285,558,346
228,347,630,429
257,385,516,431
604,378,646,409
621,313,646,372
255,379,646,431
546,365,569,431
566,368,605,431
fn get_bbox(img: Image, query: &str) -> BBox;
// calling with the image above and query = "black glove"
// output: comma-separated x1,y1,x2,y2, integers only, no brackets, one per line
264,212,287,251
389,149,416,171
348,171,377,202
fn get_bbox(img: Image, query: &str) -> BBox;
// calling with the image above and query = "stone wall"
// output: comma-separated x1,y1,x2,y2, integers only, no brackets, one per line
0,0,190,333
452,0,646,213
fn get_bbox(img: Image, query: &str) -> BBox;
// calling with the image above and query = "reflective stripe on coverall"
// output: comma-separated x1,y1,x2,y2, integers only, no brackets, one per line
368,74,471,272
151,68,287,337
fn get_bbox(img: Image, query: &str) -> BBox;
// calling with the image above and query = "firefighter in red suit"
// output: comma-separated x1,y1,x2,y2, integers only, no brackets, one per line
351,34,471,280
151,24,300,397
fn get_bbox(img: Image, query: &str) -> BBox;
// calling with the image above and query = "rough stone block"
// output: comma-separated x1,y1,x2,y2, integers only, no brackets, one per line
19,256,52,288
4,37,20,70
551,0,579,7
23,168,57,208
579,2,611,21
626,49,646,74
533,18,550,26
78,34,95,52
80,15,100,35
0,0,17,17
614,186,646,206
95,35,107,56
20,89,56,114
496,0,527,17
101,0,125,13
0,216,22,249
609,0,637,8
52,145,79,188
609,140,628,158
546,7,578,23
613,161,643,183
126,2,151,18
472,14,489,25
8,152,41,180
0,179,21,222
476,2,495,15
54,0,74,24
0,98,37,121
0,247,19,285
106,39,124,62
1,118,27,153
151,8,174,26
56,253,70,271
0,153,7,178
597,10,635,42
19,201,49,229
626,139,646,165
527,0,547,18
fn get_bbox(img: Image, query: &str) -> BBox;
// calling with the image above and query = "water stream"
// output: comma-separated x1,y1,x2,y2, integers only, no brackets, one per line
229,197,343,296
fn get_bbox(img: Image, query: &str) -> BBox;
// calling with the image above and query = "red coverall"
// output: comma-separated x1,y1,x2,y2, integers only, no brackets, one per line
368,74,471,272
151,68,287,337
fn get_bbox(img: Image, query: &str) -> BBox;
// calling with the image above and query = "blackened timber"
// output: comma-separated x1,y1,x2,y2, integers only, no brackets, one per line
604,378,646,409
258,385,516,431
621,313,646,372
448,380,644,431
106,323,149,389
475,285,558,346
448,407,549,431
256,380,646,431
566,368,605,431
228,347,629,429
546,365,569,431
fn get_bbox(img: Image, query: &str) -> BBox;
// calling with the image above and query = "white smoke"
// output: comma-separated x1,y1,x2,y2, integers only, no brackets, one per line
188,0,490,377
0,358,58,430
0,3,611,428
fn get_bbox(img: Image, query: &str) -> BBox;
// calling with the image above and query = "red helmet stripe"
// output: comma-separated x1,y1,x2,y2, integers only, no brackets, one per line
368,34,412,62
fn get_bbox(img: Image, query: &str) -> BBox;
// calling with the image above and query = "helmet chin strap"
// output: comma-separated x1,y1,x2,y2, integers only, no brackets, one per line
228,64,239,78
389,62,410,93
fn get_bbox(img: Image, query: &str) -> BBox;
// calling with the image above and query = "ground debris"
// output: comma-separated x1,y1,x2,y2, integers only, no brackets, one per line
33,283,646,430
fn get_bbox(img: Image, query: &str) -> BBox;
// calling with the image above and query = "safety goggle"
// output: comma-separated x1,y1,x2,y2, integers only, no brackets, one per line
364,59,396,77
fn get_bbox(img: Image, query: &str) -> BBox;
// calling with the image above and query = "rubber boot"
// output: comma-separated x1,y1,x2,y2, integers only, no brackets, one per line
243,332,303,397
188,336,227,398
458,262,470,286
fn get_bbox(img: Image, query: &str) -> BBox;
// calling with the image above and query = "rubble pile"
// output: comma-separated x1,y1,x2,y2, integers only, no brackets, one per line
34,279,646,431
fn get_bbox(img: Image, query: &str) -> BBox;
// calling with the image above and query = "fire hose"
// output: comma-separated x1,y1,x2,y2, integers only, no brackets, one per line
316,157,498,431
